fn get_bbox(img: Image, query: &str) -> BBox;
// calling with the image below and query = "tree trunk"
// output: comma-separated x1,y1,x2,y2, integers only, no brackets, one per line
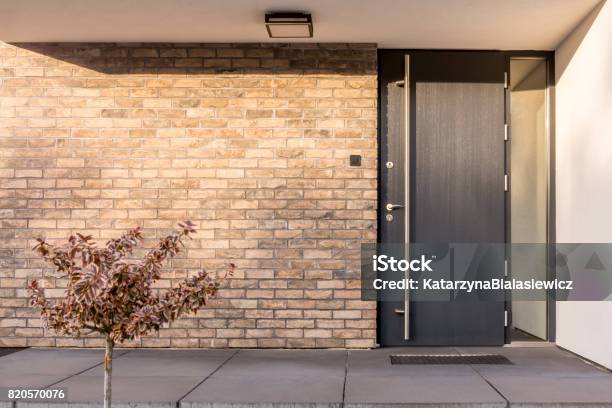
104,336,114,408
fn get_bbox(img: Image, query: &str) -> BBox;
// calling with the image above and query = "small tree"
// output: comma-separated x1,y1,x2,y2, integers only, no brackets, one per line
28,220,233,408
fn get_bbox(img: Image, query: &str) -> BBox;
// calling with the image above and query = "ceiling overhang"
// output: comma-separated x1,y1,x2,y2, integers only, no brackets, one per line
0,0,602,50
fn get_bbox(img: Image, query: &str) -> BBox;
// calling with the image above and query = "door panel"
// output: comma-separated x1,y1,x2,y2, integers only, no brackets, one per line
379,51,506,346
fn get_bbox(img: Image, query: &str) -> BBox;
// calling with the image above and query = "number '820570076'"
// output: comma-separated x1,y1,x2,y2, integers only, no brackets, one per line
4,388,66,400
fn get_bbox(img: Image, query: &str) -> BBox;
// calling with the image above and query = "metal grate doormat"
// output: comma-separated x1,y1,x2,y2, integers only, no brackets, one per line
390,354,513,365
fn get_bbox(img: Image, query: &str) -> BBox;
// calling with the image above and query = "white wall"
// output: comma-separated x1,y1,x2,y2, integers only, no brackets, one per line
555,0,612,370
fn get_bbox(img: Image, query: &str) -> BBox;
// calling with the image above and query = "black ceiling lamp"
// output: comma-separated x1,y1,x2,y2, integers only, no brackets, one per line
265,12,313,38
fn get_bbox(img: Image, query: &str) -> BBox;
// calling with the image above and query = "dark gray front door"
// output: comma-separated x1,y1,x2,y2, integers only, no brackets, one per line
379,51,506,346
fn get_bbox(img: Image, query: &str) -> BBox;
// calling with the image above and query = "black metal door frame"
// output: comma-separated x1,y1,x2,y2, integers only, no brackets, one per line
376,49,556,346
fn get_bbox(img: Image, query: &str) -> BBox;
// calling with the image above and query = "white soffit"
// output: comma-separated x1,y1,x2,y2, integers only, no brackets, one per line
0,0,602,50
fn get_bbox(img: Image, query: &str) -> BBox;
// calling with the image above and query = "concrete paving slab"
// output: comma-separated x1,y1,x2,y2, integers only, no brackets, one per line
51,349,234,404
0,349,25,358
345,348,506,407
0,349,117,389
456,347,589,374
2,347,612,407
490,375,612,406
77,349,233,377
461,347,612,406
463,347,611,377
181,349,346,407
44,375,204,404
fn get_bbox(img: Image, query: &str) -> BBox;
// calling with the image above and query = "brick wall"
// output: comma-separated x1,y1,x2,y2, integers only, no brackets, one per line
0,43,378,348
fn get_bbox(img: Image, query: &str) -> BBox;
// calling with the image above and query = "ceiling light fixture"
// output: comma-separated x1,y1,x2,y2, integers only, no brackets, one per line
265,12,313,38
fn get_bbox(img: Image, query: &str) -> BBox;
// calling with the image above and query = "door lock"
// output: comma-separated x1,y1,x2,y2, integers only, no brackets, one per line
386,203,404,211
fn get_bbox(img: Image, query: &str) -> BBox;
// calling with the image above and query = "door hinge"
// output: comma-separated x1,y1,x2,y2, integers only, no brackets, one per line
504,72,508,89
504,124,509,141
504,310,509,327
504,174,509,191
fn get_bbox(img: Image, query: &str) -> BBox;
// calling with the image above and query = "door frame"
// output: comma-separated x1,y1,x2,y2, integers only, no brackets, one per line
376,49,556,346
504,51,556,343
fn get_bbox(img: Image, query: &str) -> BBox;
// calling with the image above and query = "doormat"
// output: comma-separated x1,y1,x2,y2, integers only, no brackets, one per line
390,354,513,365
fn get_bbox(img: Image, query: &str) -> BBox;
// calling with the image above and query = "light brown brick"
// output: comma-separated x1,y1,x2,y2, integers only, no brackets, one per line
0,42,377,350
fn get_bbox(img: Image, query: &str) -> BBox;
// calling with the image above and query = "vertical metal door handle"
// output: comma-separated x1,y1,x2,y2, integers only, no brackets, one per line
403,54,411,340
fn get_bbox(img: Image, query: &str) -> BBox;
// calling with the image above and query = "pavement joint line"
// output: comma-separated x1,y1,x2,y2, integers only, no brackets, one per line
175,348,240,407
341,350,349,408
43,348,133,389
453,347,510,407
472,368,510,408
457,348,510,408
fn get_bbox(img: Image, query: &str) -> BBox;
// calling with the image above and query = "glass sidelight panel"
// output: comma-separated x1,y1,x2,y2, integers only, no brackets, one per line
509,58,549,341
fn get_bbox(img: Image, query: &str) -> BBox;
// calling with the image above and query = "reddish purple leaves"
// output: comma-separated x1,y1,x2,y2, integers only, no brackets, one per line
28,221,233,343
